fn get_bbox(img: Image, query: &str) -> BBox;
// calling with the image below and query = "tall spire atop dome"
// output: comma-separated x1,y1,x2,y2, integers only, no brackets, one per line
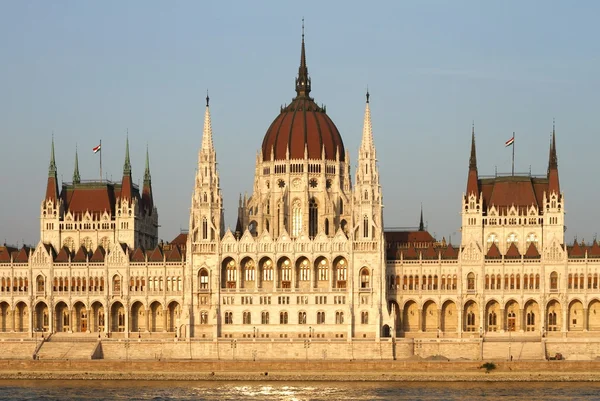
419,204,425,231
295,18,311,98
73,145,81,184
201,90,214,152
45,135,59,203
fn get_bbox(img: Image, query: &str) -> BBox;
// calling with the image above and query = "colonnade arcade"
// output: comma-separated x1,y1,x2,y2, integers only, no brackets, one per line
217,256,360,291
0,300,182,335
389,298,600,336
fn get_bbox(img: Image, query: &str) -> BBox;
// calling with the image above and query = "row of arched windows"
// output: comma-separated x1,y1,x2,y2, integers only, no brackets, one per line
568,273,600,290
0,277,29,293
389,275,458,291
216,310,360,325
484,274,541,290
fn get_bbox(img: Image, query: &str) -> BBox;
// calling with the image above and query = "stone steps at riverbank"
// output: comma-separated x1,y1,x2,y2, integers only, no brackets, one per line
483,341,543,360
36,341,97,360
0,341,37,359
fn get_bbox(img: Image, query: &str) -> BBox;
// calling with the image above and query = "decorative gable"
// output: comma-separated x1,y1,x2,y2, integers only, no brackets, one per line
106,242,128,267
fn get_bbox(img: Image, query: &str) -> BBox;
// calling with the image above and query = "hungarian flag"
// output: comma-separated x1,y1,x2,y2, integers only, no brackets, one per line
93,144,101,153
505,136,514,147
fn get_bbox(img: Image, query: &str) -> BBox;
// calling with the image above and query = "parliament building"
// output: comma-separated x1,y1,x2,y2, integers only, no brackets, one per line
0,32,597,361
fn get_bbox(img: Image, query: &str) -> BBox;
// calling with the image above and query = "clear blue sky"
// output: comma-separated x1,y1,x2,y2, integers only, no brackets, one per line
1,1,599,246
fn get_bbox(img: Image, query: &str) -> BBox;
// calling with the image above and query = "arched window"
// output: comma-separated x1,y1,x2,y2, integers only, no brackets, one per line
243,311,251,325
225,312,233,324
467,272,475,290
486,234,499,251
280,259,292,288
318,259,329,281
309,198,318,239
261,311,269,324
335,311,344,324
506,233,518,250
299,259,310,281
363,215,369,239
325,218,329,236
112,275,120,292
317,311,326,324
550,272,558,290
279,311,288,324
262,260,273,281
202,217,208,240
360,268,370,289
244,260,255,282
361,311,369,324
339,199,343,214
199,269,209,290
36,276,45,292
298,311,307,324
292,199,302,237
226,260,237,288
335,259,347,289
200,311,208,324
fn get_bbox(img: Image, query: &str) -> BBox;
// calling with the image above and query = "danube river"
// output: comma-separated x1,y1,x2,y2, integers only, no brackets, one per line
1,381,600,400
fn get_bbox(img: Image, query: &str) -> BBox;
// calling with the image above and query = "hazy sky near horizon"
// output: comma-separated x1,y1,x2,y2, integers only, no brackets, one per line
1,1,600,246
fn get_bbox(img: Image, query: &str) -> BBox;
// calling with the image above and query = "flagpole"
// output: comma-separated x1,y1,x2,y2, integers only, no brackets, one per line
512,131,515,176
100,139,103,182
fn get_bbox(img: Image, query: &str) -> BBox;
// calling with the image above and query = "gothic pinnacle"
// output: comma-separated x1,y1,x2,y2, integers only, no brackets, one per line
123,134,132,176
49,134,57,178
73,145,81,184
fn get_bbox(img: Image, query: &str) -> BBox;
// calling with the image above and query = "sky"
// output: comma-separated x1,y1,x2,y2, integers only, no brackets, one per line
1,1,600,246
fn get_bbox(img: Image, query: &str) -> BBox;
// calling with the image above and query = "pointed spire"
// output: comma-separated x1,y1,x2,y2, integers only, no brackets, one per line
295,18,311,98
144,145,151,184
548,119,560,195
469,122,477,171
45,135,59,203
123,134,131,176
466,123,480,198
549,119,558,170
73,145,81,184
360,89,374,152
419,204,425,231
49,134,57,178
201,90,214,152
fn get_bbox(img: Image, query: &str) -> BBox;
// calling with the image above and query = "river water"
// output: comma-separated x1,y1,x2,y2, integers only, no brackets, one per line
1,380,600,400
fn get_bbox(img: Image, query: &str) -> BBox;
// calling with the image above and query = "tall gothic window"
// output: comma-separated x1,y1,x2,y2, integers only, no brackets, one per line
309,198,318,238
324,218,329,236
202,217,208,240
292,199,302,237
363,215,369,239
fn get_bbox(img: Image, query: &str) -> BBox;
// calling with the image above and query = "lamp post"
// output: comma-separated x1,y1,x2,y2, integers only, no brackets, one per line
253,326,256,338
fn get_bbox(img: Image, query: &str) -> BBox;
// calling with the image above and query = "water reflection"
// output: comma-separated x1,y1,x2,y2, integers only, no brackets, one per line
2,380,600,401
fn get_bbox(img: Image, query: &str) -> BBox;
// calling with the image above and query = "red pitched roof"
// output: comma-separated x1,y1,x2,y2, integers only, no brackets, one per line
90,246,106,262
45,176,59,203
402,246,418,259
55,247,71,263
385,230,435,245
130,247,146,262
569,241,585,258
170,233,188,246
478,176,548,213
524,242,540,258
147,246,163,262
13,247,30,263
73,246,89,262
505,242,521,258
166,245,182,262
486,243,501,259
422,243,438,259
0,246,16,262
588,240,600,258
62,184,116,215
442,244,458,259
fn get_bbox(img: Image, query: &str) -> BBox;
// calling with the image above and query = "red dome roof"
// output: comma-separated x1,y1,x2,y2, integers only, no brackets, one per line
262,98,345,162
261,33,345,162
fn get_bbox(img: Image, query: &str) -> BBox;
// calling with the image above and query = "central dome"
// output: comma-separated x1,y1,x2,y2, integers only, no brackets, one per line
261,34,345,162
